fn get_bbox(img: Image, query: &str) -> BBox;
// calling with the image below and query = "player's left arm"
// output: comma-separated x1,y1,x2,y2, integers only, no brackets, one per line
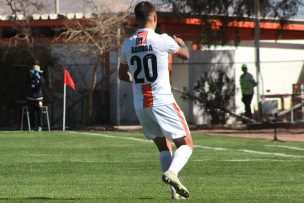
164,34,189,60
118,63,132,83
172,35,189,60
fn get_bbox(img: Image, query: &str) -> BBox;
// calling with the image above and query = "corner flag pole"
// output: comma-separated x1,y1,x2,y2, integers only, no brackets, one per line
63,83,66,131
63,69,75,131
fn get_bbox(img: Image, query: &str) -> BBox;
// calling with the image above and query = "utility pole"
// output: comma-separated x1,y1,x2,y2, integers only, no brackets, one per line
55,0,60,14
254,0,262,122
116,27,121,125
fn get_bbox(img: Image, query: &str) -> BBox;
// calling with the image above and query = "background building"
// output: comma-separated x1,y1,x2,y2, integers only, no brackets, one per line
0,12,303,128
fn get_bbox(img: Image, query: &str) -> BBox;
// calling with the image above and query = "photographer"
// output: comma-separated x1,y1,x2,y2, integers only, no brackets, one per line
27,65,44,131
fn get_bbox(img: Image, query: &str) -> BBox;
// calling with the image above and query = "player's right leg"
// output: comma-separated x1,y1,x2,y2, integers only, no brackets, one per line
153,136,185,200
162,134,193,198
162,136,192,198
169,133,193,176
153,137,173,174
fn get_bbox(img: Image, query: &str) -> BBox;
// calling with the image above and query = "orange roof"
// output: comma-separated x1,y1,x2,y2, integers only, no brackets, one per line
0,12,303,45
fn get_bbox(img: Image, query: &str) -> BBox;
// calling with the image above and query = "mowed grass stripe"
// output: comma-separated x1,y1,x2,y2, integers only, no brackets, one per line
0,131,304,202
238,149,304,158
69,131,152,143
265,144,304,151
73,131,304,159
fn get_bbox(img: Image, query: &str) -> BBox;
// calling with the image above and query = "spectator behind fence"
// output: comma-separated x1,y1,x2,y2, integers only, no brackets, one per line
240,64,257,120
27,65,45,131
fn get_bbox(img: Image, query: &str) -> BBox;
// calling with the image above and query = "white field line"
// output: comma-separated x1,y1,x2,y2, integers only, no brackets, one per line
69,131,152,143
192,159,301,162
239,149,304,158
265,145,304,151
70,131,304,159
194,145,227,151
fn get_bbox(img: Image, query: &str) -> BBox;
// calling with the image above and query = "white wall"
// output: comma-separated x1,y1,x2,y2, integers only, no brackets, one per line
171,56,189,119
208,40,304,118
172,50,235,125
235,40,304,114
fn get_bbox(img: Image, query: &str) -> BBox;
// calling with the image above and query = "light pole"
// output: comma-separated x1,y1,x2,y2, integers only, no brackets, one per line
254,0,262,122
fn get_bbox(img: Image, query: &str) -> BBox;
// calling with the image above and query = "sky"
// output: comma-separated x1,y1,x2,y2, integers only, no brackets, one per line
0,0,303,19
0,0,162,14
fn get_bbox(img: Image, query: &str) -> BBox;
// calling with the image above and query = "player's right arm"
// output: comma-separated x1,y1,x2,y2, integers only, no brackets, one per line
172,35,189,60
119,63,132,83
119,40,132,83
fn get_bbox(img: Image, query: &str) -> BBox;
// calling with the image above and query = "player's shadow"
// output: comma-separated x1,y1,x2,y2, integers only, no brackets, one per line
0,196,156,201
137,197,154,200
0,197,82,201
27,197,82,200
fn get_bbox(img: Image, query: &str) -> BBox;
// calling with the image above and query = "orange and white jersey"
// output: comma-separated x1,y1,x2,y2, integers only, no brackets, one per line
120,28,179,109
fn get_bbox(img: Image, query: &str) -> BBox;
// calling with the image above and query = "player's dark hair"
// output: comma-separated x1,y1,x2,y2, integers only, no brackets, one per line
134,1,156,26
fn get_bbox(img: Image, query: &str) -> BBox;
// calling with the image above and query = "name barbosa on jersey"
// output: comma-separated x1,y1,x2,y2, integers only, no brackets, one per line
131,45,153,54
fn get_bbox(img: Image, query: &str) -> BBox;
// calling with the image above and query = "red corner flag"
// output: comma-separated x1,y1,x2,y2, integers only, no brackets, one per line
64,69,75,90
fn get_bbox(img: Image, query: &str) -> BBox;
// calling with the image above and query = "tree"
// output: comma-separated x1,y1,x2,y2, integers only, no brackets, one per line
162,0,303,45
2,0,44,47
0,0,50,66
56,1,131,123
0,0,61,128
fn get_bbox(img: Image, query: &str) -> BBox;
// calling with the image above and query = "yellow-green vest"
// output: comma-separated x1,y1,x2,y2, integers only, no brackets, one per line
240,73,256,95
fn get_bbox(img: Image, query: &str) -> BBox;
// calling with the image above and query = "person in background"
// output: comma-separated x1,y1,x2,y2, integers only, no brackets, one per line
27,65,44,131
240,64,257,120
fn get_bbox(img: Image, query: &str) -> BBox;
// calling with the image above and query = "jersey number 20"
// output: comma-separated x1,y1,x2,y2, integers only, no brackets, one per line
131,54,158,83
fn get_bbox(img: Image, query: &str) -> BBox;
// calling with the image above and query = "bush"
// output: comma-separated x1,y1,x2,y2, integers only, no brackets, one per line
182,70,235,125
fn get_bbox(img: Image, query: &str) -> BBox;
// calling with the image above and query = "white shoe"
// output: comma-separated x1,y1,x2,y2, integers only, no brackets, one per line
162,170,190,198
38,127,42,131
172,189,186,200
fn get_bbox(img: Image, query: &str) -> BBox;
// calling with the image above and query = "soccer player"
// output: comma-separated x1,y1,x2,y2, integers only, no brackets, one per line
119,1,193,199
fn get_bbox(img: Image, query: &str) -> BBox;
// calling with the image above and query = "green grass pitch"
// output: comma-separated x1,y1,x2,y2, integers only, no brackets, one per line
0,131,303,202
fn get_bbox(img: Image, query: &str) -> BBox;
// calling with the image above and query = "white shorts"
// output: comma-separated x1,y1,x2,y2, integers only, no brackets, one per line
135,103,191,140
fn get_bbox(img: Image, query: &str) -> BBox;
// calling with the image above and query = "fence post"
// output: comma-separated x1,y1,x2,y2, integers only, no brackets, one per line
273,112,278,141
301,84,304,121
291,108,294,123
